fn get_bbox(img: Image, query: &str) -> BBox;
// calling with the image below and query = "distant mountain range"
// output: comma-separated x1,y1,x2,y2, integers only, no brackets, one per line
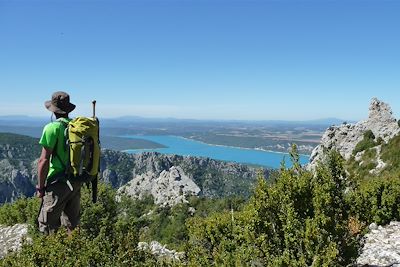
0,115,353,127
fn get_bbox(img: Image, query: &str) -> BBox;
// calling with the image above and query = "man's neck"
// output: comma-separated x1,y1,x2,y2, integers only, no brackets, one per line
55,114,69,119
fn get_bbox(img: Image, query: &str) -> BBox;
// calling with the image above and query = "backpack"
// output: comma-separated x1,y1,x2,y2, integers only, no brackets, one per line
58,116,100,203
67,117,100,181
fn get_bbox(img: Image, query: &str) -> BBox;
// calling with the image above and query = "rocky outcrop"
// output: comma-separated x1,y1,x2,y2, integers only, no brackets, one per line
357,222,400,267
0,133,40,203
0,159,36,203
101,150,262,198
118,166,201,206
0,224,29,258
309,98,400,169
138,241,184,261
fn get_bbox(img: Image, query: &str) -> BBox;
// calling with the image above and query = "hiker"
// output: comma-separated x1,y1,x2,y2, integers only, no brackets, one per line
37,91,82,234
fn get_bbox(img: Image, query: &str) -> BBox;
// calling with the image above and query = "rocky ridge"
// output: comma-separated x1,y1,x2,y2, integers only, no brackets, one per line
307,98,400,266
118,166,201,206
309,98,400,170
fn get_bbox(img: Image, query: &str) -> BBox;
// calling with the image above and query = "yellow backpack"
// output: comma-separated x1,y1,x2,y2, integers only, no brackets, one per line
63,116,100,203
67,117,100,179
62,101,100,203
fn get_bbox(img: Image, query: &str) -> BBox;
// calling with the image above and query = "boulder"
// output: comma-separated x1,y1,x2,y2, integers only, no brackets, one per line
118,166,201,206
0,223,29,258
357,222,400,267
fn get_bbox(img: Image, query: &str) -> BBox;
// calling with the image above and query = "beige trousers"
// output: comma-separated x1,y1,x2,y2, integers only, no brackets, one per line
38,180,82,234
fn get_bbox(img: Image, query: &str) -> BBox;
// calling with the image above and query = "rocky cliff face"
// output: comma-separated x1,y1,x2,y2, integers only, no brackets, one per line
0,159,37,203
119,166,201,206
309,98,400,169
0,134,40,202
101,150,263,198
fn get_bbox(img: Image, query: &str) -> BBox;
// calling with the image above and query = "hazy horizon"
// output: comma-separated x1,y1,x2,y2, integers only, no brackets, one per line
0,113,356,124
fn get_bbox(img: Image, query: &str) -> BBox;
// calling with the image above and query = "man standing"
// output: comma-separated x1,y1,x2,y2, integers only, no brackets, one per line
37,91,81,234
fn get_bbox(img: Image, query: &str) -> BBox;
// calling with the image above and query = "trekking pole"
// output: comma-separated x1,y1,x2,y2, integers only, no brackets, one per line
92,100,98,203
92,100,96,118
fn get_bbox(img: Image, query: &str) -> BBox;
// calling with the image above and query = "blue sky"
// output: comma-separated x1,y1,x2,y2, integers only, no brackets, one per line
0,0,399,121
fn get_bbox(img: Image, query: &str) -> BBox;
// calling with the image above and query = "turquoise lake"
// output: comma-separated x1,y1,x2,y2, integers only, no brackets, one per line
123,135,310,169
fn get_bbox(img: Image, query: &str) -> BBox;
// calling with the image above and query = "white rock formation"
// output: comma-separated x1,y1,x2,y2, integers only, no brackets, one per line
118,166,201,206
0,223,29,258
357,222,400,267
138,241,184,261
309,98,399,169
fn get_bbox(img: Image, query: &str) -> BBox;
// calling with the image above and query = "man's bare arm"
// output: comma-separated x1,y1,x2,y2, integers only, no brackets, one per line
37,147,52,197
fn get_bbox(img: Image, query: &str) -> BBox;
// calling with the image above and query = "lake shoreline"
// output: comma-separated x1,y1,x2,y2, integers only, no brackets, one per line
179,135,311,157
120,135,310,168
123,134,311,157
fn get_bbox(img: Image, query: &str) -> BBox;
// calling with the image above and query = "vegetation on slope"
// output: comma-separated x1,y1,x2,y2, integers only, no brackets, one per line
381,134,400,174
0,184,160,266
0,182,244,266
352,130,378,155
186,149,359,266
1,135,400,266
346,130,400,181
0,133,40,164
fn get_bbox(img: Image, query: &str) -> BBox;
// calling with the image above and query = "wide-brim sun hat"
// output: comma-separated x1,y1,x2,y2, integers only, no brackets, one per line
45,91,76,114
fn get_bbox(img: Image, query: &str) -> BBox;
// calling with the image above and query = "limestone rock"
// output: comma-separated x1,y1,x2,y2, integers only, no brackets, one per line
138,241,184,261
101,150,261,198
309,98,399,169
102,169,118,185
0,159,35,203
0,224,29,258
118,166,201,206
357,221,400,267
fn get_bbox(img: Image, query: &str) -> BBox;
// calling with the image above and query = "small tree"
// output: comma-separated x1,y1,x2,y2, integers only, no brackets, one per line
186,148,359,266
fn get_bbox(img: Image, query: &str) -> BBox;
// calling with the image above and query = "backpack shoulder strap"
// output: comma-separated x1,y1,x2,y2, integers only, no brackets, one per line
52,118,70,171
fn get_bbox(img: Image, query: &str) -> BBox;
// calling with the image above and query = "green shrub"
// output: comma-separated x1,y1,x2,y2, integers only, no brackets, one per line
1,226,160,267
0,197,40,227
353,130,376,155
186,149,358,266
376,137,384,145
0,183,162,266
381,134,400,173
349,176,400,225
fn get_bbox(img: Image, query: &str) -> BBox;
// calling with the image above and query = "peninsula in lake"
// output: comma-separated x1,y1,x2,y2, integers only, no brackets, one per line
0,116,343,155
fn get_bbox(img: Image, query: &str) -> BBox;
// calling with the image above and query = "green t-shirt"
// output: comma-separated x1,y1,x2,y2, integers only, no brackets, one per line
39,118,71,182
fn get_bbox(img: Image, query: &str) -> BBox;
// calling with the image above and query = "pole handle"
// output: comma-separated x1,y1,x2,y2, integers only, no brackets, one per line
92,100,96,118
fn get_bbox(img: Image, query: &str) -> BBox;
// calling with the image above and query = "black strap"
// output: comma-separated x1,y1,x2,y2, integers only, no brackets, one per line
79,138,86,176
87,137,94,173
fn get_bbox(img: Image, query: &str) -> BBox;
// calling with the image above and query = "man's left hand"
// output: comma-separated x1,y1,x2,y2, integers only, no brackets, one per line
36,185,45,198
